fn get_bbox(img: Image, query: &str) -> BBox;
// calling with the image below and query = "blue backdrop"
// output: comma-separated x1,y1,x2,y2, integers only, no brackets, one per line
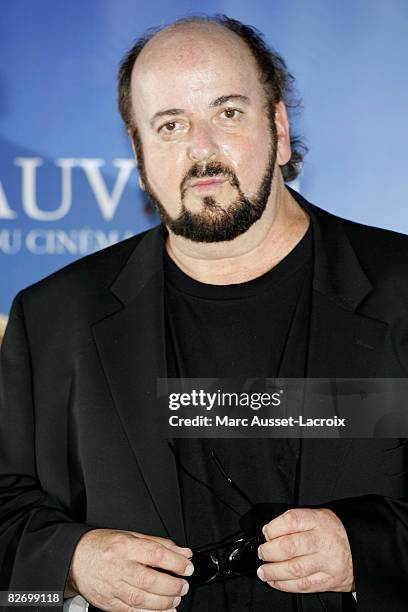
1,0,407,316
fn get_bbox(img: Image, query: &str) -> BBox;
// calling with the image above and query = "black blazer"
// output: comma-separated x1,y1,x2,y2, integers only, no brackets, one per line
1,190,408,612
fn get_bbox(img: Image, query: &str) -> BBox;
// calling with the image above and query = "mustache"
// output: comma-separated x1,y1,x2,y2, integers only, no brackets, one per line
180,162,240,197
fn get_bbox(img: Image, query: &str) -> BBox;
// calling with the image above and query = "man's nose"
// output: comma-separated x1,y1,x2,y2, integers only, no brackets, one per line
187,122,220,163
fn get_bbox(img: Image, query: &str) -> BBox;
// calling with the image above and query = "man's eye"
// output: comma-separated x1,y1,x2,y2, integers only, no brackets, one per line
159,121,179,133
221,108,242,120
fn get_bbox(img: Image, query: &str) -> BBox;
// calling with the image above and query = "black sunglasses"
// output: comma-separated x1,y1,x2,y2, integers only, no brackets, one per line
189,525,265,586
168,444,267,586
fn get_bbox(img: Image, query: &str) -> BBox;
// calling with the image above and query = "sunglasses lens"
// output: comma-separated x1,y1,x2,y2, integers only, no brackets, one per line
189,550,220,585
227,533,261,574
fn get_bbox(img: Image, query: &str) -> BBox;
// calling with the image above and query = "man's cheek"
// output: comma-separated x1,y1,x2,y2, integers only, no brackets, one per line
148,153,185,189
221,146,260,186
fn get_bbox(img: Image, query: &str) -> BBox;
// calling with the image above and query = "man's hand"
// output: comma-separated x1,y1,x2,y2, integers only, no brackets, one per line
65,528,193,611
257,508,355,594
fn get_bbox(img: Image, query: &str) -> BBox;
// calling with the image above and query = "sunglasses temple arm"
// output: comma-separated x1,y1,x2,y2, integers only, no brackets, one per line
167,441,242,516
209,448,255,508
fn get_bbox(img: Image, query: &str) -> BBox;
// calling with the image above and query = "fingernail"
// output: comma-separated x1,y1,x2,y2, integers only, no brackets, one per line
262,526,267,540
257,566,266,581
257,545,264,560
173,596,181,606
181,582,189,595
184,563,194,576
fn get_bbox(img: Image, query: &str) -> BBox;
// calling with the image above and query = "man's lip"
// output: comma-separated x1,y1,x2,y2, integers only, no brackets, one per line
190,178,227,190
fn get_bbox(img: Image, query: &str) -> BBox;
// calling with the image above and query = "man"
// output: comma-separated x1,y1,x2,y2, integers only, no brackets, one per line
1,14,408,612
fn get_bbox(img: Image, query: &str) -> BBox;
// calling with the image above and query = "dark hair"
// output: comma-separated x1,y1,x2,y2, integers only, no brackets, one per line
118,14,307,182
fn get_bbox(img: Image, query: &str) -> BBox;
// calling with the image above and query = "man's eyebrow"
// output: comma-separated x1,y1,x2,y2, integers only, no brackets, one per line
150,95,250,128
210,94,250,107
150,108,184,127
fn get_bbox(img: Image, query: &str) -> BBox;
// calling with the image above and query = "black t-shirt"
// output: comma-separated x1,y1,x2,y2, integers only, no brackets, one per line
164,227,312,611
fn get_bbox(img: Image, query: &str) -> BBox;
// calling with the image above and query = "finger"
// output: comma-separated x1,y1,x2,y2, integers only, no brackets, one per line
258,529,318,562
129,532,192,558
135,609,177,612
123,566,190,598
257,553,321,582
166,544,193,558
116,583,182,611
113,603,177,612
91,598,176,612
131,539,194,577
263,508,318,541
264,571,331,593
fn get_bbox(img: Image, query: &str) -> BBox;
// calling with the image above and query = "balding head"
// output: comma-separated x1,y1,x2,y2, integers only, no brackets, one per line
132,20,257,94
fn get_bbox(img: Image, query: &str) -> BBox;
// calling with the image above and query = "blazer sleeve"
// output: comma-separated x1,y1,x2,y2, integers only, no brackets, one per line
325,494,408,611
0,292,94,606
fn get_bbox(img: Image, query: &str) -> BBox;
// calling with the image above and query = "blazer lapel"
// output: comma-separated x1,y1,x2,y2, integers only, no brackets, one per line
92,227,186,544
289,191,389,503
303,194,388,379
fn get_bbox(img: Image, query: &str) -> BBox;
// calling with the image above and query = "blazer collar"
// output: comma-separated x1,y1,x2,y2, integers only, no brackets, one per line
288,187,373,312
110,224,166,305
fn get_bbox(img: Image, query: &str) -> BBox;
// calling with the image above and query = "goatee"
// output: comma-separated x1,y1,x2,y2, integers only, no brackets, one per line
135,130,277,243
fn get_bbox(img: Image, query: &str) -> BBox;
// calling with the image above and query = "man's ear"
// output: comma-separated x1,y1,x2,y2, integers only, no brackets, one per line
274,101,291,166
128,128,146,191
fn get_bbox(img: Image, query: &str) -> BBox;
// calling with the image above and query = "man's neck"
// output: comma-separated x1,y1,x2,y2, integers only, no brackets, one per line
165,173,310,286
